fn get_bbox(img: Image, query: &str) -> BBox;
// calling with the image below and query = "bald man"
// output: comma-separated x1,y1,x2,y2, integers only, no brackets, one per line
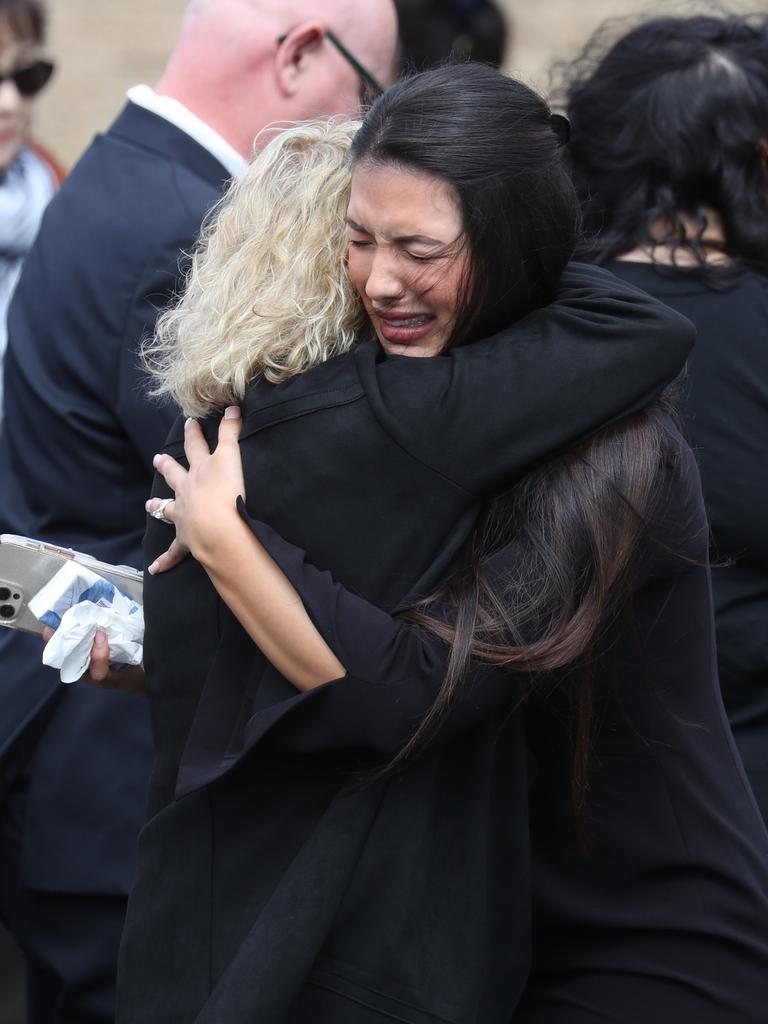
160,0,395,151
0,3,397,1022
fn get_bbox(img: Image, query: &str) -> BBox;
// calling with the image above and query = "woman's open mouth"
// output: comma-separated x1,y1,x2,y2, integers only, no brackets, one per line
375,311,436,344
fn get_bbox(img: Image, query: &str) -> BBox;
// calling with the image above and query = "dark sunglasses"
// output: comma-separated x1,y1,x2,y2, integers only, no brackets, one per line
0,59,55,97
277,30,385,99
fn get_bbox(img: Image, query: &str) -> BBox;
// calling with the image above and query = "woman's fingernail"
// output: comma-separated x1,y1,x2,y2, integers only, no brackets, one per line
147,561,158,575
185,417,195,429
95,629,107,645
224,406,241,420
152,454,161,468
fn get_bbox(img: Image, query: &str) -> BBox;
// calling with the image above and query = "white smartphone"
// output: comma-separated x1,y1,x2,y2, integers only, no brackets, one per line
0,534,143,635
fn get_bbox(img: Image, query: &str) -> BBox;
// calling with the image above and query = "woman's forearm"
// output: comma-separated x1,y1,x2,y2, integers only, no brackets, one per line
193,507,346,690
205,511,518,759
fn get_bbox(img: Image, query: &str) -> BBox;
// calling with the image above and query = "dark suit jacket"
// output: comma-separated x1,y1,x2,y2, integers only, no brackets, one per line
117,268,697,1022
0,102,230,893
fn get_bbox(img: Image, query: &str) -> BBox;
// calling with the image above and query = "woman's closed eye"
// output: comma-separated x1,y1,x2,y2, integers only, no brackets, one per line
404,250,439,262
348,240,435,260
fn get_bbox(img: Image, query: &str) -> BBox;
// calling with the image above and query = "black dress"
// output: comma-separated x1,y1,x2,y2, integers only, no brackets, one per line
608,261,768,821
116,266,697,1022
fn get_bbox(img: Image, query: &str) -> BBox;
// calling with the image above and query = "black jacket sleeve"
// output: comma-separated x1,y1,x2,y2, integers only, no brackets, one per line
235,502,517,759
356,262,696,494
232,421,702,762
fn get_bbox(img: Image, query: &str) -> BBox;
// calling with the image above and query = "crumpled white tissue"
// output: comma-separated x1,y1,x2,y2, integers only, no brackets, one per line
29,561,144,684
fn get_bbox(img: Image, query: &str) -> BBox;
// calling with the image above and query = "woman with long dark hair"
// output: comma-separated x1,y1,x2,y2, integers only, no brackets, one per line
108,65,766,1023
563,14,768,824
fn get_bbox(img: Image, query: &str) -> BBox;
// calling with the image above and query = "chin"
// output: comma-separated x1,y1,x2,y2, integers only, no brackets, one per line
0,136,24,171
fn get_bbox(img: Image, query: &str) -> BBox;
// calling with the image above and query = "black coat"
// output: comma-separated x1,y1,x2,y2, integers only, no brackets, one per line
117,267,696,1022
245,426,768,1023
0,102,230,893
608,261,768,822
516,424,768,1021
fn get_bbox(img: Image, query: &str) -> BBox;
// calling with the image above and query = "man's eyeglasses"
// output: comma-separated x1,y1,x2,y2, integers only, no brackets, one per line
0,59,55,98
277,30,385,100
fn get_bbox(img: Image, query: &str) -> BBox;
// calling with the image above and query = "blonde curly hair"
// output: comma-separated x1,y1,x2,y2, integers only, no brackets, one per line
143,118,366,417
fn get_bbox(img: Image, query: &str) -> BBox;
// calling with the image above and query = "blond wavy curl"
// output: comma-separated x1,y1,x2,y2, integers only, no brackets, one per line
143,118,365,417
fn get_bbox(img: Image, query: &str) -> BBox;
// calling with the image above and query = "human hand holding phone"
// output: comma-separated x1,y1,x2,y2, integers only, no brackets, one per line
42,626,147,698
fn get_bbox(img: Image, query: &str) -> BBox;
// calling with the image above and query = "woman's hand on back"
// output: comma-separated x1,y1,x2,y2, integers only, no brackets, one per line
148,405,346,689
146,406,245,574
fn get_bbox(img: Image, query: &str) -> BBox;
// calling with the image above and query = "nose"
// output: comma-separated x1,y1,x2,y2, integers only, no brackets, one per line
364,248,405,304
0,78,22,114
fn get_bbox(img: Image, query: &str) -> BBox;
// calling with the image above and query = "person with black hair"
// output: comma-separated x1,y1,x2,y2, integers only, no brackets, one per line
395,0,509,73
103,64,768,1023
564,14,768,825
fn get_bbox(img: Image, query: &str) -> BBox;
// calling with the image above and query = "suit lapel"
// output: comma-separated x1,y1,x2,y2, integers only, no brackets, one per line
106,101,232,192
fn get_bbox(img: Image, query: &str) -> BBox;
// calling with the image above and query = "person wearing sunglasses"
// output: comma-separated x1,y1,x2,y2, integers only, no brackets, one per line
0,0,59,430
0,2,397,1022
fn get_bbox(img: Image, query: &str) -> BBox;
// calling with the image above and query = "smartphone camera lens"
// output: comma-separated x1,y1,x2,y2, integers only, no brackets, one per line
0,604,15,619
0,587,10,601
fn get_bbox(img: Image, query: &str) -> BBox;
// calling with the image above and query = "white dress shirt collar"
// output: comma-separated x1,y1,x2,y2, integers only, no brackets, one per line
126,84,248,181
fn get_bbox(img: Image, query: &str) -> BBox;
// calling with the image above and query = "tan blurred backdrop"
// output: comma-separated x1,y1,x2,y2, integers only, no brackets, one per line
33,0,768,171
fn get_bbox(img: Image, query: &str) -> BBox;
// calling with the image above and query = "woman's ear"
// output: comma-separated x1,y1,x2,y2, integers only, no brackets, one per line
274,23,324,98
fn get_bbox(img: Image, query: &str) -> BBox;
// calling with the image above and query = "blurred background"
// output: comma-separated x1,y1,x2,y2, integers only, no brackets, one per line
2,0,766,1020
36,0,767,168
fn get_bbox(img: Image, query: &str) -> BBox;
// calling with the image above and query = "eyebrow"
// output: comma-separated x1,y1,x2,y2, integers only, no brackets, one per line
345,217,446,247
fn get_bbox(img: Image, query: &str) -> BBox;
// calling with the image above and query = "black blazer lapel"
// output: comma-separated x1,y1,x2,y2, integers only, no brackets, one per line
107,101,232,192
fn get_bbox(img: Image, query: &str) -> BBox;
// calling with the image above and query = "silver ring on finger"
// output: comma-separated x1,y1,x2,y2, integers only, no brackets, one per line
151,498,174,524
